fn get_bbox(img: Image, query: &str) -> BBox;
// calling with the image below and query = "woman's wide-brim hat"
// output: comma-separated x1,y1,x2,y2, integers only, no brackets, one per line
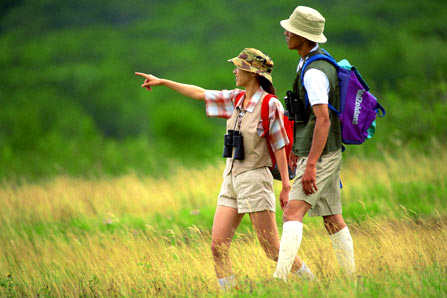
280,6,327,43
228,48,274,84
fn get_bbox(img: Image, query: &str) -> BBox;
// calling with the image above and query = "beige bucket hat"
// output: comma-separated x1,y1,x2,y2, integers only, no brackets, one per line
280,6,327,43
228,48,274,84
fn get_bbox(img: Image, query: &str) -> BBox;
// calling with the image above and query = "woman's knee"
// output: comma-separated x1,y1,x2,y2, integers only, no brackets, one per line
210,239,230,257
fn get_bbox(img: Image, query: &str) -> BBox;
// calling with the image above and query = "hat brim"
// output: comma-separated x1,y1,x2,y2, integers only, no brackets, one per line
228,57,273,84
280,19,327,43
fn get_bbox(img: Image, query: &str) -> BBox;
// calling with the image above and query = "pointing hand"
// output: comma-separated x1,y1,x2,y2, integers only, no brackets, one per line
135,72,164,91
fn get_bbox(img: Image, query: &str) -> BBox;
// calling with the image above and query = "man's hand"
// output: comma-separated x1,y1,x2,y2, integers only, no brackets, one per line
302,103,329,196
302,164,318,195
135,72,164,91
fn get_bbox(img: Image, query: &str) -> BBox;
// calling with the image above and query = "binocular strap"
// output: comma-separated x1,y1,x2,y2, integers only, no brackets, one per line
234,107,246,132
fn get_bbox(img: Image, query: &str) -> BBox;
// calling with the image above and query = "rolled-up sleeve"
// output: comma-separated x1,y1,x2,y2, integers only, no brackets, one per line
204,89,244,119
267,98,290,151
303,69,329,106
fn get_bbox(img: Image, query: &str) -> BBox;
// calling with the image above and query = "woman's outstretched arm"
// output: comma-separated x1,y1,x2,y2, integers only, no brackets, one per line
135,72,205,100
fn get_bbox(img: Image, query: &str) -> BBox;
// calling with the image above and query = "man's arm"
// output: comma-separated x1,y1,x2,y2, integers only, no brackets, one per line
301,104,330,195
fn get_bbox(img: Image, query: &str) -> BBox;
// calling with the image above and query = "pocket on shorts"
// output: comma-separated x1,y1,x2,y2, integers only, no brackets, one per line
317,150,341,171
235,167,273,192
234,167,275,213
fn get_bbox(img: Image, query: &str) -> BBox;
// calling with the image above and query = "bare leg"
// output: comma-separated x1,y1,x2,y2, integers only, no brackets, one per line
211,205,244,279
322,214,346,234
282,200,312,222
248,210,304,272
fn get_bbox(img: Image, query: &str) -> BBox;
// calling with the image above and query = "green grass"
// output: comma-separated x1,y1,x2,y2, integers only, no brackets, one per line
1,149,446,297
217,265,447,298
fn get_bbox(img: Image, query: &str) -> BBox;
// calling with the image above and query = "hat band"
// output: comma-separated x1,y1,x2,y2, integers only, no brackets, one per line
289,18,323,35
237,58,271,73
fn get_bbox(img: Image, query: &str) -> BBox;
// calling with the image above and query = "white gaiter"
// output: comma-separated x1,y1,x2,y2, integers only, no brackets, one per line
273,221,303,281
330,226,355,275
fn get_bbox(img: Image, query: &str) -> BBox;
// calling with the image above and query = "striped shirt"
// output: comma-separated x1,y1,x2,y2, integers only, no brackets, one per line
204,87,289,151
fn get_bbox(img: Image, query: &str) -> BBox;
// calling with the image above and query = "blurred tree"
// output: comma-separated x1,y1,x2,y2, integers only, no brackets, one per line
0,0,446,180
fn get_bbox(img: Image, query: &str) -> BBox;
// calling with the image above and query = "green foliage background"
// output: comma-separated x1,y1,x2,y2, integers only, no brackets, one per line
1,0,446,180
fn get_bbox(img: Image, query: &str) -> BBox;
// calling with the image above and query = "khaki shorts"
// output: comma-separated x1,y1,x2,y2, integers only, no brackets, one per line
290,149,342,217
217,167,276,214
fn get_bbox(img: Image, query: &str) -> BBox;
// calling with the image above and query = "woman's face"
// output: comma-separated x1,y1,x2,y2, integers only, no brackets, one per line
233,68,254,87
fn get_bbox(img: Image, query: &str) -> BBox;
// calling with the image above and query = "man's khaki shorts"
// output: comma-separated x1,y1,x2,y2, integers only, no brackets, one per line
289,149,342,217
217,167,276,214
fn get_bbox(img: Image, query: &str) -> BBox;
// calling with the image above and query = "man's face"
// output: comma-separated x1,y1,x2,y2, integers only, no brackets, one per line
284,30,302,50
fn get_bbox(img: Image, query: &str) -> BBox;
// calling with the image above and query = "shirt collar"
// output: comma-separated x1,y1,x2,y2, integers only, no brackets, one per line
297,44,320,72
236,87,265,113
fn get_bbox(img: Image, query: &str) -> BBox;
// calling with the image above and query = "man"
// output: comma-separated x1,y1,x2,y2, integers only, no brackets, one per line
273,6,355,280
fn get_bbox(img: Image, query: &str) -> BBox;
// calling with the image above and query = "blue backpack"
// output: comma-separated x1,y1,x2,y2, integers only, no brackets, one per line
301,49,386,145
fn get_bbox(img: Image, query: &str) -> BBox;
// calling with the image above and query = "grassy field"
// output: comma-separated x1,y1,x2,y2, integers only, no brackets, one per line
1,148,446,297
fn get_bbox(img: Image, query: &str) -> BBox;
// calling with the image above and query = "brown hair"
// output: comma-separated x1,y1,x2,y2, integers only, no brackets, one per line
258,76,276,95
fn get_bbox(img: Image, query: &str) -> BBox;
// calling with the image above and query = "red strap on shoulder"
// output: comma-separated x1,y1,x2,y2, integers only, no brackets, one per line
234,91,245,108
261,93,275,137
261,93,277,167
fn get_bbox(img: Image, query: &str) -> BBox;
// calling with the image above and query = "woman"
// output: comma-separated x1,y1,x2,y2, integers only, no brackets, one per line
135,48,314,289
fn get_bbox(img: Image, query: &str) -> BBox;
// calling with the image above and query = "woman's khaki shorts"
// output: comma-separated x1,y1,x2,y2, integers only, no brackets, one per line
289,149,342,217
217,167,276,214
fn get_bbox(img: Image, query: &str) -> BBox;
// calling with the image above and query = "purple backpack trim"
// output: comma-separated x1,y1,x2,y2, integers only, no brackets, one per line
301,50,385,145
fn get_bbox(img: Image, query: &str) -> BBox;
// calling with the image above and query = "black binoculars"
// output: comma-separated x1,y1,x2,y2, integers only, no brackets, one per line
284,90,309,125
223,130,244,160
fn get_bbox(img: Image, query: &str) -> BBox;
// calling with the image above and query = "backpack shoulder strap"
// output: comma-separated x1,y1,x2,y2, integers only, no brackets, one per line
300,50,340,111
300,53,338,86
234,91,245,108
260,93,275,137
